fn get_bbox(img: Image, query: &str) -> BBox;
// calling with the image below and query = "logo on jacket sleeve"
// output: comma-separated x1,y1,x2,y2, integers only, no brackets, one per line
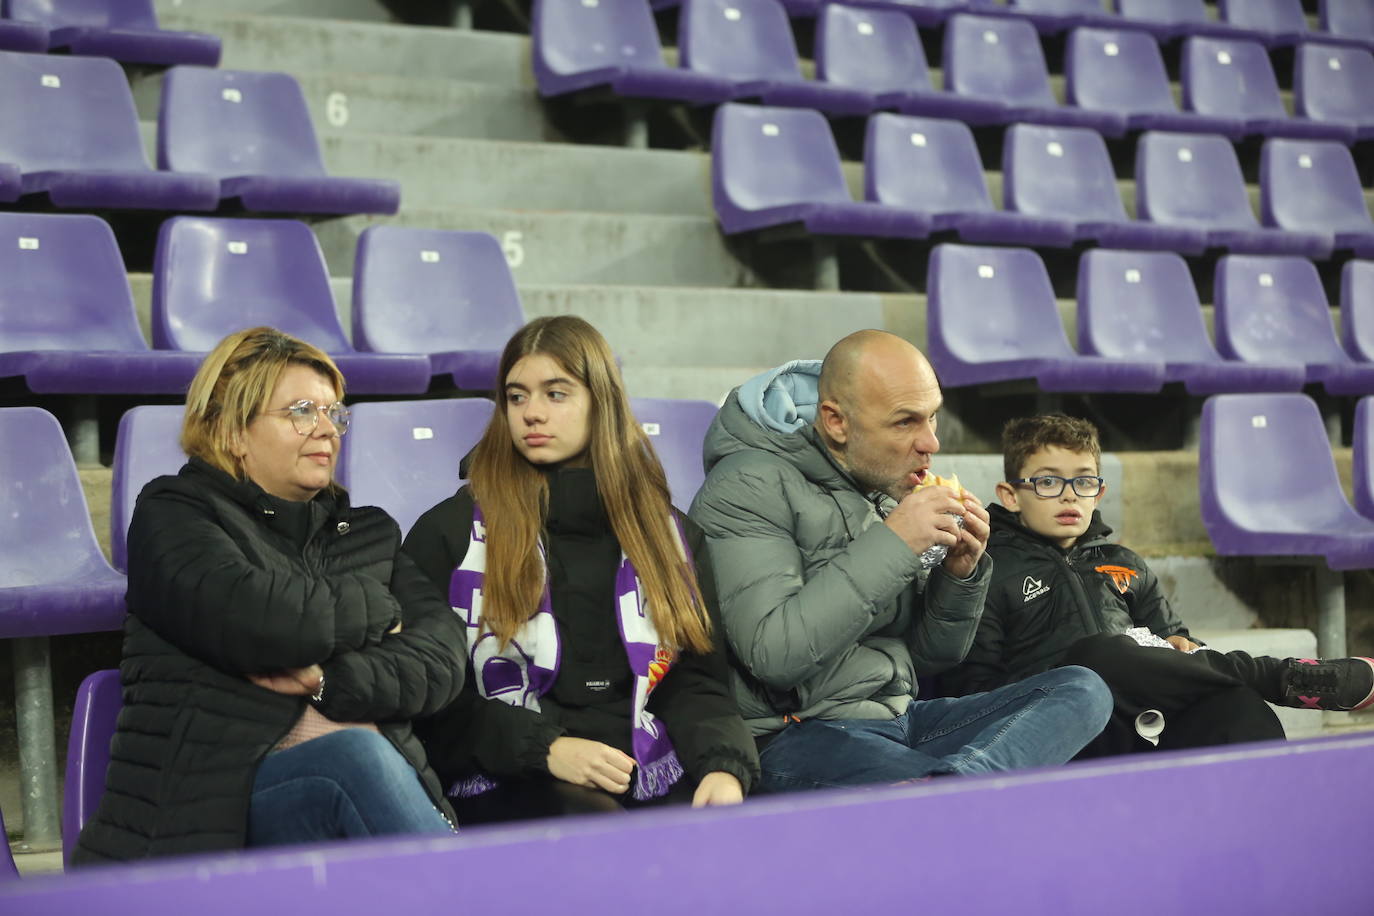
1095,564,1139,594
1022,576,1050,602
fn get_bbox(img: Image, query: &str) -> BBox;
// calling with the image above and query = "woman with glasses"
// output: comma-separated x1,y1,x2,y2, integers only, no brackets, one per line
73,326,465,865
403,315,758,820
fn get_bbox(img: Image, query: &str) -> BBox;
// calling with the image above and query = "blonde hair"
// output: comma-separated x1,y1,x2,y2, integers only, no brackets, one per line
469,316,713,654
181,326,345,480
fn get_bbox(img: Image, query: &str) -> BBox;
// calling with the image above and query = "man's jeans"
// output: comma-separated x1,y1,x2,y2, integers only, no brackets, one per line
247,729,454,846
757,666,1111,792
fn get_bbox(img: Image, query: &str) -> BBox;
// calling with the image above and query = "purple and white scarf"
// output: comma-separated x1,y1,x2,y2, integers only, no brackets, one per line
448,504,687,800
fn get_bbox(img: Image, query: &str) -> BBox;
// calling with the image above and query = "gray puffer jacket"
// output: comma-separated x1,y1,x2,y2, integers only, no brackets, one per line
688,360,992,737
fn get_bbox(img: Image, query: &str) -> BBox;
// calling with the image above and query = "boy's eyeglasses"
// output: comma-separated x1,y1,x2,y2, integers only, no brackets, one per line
264,399,351,436
1012,475,1104,498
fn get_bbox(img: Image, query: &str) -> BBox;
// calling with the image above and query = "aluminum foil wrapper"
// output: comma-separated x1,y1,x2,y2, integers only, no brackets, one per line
918,513,965,570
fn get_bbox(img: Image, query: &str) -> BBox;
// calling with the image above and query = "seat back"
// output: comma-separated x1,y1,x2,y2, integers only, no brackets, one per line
1214,254,1346,365
1356,396,1374,519
0,50,150,171
679,0,803,83
7,0,159,29
0,407,111,588
1115,0,1208,27
1321,0,1374,41
1011,0,1109,16
630,397,718,509
158,67,326,178
1295,43,1374,125
111,406,186,574
816,5,933,95
1182,36,1287,121
532,0,668,89
944,14,1057,107
62,669,121,867
0,805,17,880
352,227,525,361
1135,130,1258,229
0,212,147,356
152,216,349,354
1066,27,1178,115
1076,248,1221,362
338,399,494,537
1261,137,1373,234
1341,259,1374,363
865,113,994,212
1216,0,1308,34
1003,122,1128,222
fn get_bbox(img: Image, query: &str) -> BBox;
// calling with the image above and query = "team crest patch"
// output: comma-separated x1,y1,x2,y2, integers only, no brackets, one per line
1096,565,1139,594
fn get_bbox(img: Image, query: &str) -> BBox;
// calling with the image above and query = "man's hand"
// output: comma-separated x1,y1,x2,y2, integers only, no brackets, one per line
1165,635,1201,653
248,664,324,696
942,491,990,580
691,771,744,807
885,485,966,555
547,737,636,794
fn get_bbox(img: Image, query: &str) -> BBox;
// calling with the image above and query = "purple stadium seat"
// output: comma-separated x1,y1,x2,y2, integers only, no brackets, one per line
1003,0,1120,35
152,217,431,394
678,0,875,116
530,0,733,103
1215,254,1374,396
926,243,1166,391
630,397,717,508
7,0,219,66
337,399,494,537
0,51,218,210
1065,27,1247,139
1294,43,1374,141
0,16,47,52
1200,393,1374,568
0,806,15,880
1076,248,1304,394
0,163,18,202
711,103,931,237
1321,0,1374,46
1182,37,1356,143
110,406,184,574
1113,0,1258,42
0,213,203,395
352,227,526,391
158,67,400,215
943,14,1128,135
865,113,1076,247
1215,0,1309,46
1260,138,1374,256
837,0,970,29
62,669,120,868
1342,259,1374,364
1356,396,1374,520
0,408,126,639
1003,123,1207,253
1135,131,1334,258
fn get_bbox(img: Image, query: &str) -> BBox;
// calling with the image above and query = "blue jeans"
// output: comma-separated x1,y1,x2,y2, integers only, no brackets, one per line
247,729,455,847
757,666,1112,792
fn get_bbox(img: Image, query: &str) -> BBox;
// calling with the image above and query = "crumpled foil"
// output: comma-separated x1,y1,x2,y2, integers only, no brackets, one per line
917,514,965,570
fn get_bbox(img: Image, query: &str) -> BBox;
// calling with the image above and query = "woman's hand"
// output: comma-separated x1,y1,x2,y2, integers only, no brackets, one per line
546,736,636,794
248,664,324,696
691,771,744,807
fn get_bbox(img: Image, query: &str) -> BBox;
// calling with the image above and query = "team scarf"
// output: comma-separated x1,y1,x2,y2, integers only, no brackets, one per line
448,503,686,800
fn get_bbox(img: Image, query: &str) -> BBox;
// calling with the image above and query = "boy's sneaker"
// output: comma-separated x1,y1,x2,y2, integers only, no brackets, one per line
1279,657,1374,711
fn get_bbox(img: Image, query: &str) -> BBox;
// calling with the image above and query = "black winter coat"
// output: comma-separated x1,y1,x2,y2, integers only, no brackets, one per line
73,459,466,864
403,470,760,795
945,504,1193,697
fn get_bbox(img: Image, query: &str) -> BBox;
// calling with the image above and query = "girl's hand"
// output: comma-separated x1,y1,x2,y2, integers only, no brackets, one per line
248,664,324,696
547,736,636,794
691,771,744,807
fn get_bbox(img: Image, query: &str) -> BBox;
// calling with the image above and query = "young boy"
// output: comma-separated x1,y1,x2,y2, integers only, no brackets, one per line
945,414,1374,755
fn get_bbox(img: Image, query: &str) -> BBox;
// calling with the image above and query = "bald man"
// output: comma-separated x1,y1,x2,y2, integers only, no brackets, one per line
689,331,1110,791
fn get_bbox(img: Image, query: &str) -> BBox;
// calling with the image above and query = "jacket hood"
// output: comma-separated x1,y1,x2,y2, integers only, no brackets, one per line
988,502,1113,553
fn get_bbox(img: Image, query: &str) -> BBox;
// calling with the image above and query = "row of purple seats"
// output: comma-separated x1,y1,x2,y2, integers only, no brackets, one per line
0,52,397,214
0,0,219,65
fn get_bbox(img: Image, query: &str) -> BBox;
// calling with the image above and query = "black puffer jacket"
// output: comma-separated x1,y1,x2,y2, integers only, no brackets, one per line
945,504,1192,697
73,459,467,864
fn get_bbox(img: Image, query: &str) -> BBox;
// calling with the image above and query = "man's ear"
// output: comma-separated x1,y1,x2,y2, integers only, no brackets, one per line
995,480,1020,511
817,399,848,446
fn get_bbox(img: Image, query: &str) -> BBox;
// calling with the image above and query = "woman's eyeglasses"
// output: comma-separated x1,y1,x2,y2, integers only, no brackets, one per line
264,400,351,436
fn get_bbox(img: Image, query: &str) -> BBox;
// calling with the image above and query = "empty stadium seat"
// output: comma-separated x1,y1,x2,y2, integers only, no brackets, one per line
711,103,930,237
1215,0,1309,46
7,0,219,66
62,669,119,867
352,227,526,391
151,217,432,393
1076,248,1305,394
1199,393,1374,570
1182,36,1356,143
1320,0,1374,46
943,14,1128,135
1294,43,1374,140
926,243,1166,391
1341,259,1374,364
865,113,1076,247
110,405,185,574
1135,131,1334,258
1214,254,1374,395
337,399,494,537
630,397,717,508
838,0,970,29
0,162,18,202
1003,0,1120,35
1065,27,1247,139
0,212,203,394
1113,0,1257,42
1355,396,1374,520
0,16,47,52
0,51,218,210
1003,123,1207,253
0,805,17,880
1260,138,1374,256
678,0,874,116
530,0,734,103
158,67,401,215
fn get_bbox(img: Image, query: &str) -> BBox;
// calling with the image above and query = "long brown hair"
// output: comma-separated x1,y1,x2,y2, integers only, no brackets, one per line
469,316,712,654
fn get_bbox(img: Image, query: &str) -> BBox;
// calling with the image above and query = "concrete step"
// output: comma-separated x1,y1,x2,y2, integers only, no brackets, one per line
156,0,396,22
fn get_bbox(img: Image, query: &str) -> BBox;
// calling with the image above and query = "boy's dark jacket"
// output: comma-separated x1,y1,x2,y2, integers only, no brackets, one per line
945,504,1193,696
